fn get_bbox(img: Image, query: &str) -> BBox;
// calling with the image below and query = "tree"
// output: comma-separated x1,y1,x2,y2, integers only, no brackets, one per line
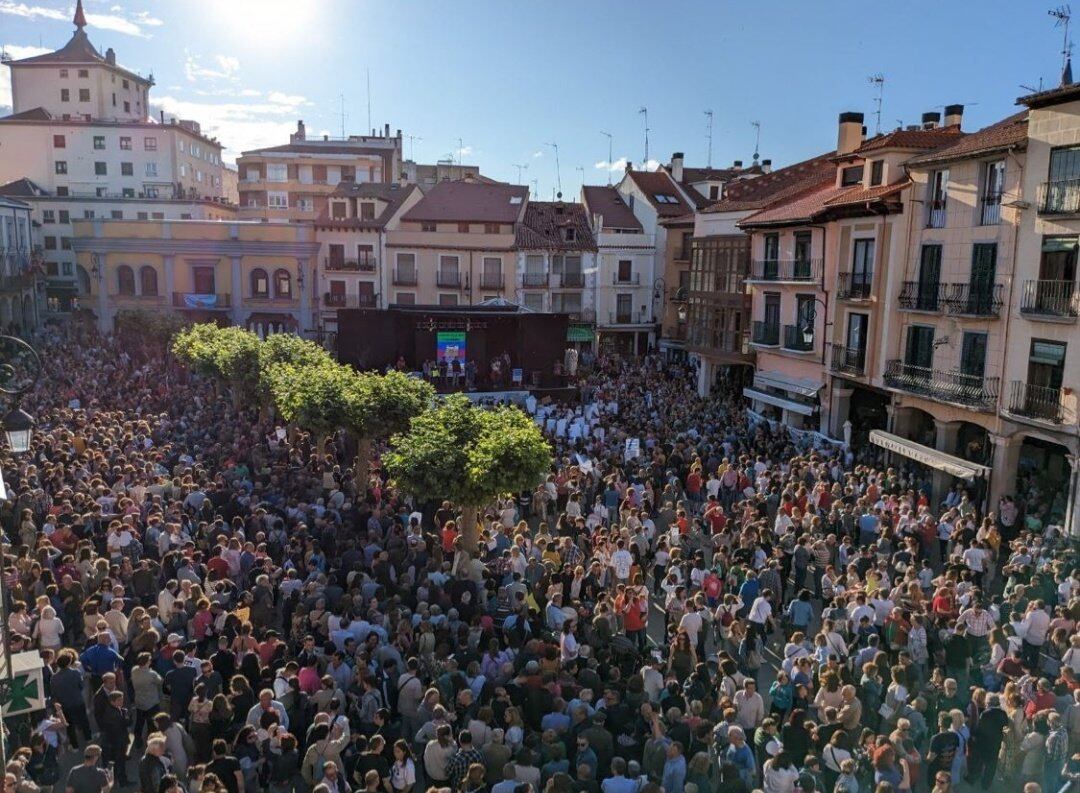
385,394,552,551
172,324,261,408
115,309,187,358
265,359,360,457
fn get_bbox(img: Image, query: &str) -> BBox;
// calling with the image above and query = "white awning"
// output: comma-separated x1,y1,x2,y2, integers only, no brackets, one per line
869,430,991,480
743,387,815,416
753,371,823,398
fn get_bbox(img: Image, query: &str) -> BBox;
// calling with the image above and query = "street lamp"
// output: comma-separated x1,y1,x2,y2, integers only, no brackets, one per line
2,409,33,454
799,296,832,364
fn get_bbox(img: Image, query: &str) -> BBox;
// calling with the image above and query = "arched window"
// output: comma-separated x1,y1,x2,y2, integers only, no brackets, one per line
250,268,269,298
274,268,292,298
139,265,158,296
116,265,135,295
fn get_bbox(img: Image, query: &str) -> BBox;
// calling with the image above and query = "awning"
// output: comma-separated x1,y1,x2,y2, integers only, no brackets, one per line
869,430,991,479
753,371,824,399
567,325,595,342
743,387,815,416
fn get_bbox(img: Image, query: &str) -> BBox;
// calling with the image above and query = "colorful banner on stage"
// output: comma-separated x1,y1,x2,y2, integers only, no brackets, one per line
436,331,466,363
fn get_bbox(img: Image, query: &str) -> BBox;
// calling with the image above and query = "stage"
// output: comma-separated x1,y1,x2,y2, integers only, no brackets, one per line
335,301,580,393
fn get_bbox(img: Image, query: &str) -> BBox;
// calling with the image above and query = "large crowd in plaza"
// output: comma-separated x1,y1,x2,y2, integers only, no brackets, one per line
0,322,1077,793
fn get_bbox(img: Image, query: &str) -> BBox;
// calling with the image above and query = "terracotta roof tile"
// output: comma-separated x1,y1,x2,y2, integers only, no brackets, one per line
822,179,908,208
515,201,597,251
1017,82,1080,109
740,184,853,227
905,112,1028,166
0,107,53,121
855,125,964,154
401,180,528,223
581,186,643,231
314,183,420,230
702,152,837,214
626,170,692,216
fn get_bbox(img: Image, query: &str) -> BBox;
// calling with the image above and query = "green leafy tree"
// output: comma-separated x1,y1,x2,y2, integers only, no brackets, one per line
385,394,551,551
171,323,261,408
265,360,360,456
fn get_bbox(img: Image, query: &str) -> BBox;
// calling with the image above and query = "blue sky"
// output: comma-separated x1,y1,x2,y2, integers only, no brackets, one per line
0,0,1068,198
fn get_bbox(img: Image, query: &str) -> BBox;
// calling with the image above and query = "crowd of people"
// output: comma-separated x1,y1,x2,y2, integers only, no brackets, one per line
0,323,1077,793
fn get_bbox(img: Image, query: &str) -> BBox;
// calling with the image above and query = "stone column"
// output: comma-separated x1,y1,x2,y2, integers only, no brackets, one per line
163,255,174,310
932,420,962,505
987,433,1022,512
1066,454,1080,538
696,358,714,398
297,257,312,335
229,256,243,326
829,385,853,439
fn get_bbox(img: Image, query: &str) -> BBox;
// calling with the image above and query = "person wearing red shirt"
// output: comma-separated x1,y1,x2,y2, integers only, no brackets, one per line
1024,679,1057,718
704,497,727,534
617,586,647,650
441,521,458,555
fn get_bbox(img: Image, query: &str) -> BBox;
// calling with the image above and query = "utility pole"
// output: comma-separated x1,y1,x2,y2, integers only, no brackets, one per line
704,110,714,168
547,142,562,196
600,131,613,185
512,163,528,184
639,107,649,166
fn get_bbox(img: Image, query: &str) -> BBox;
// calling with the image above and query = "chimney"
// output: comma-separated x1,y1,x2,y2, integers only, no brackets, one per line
837,112,864,155
291,119,306,143
670,152,684,182
105,47,116,65
943,104,964,129
733,160,743,168
625,160,632,172
384,123,390,137
761,159,772,174
921,111,941,130
159,109,164,123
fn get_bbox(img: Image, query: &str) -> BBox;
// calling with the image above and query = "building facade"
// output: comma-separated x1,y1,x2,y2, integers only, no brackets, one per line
72,219,319,334
0,197,44,330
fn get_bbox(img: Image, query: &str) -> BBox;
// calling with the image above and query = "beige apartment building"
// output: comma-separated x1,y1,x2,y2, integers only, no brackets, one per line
385,181,527,306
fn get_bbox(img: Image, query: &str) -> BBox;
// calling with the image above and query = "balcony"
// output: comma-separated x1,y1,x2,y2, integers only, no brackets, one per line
172,293,231,309
392,268,417,286
324,255,377,273
783,324,814,353
689,328,750,358
437,271,464,289
836,271,872,301
898,281,946,312
1007,381,1073,424
747,258,820,283
979,192,1002,226
110,292,165,305
608,311,647,325
566,309,596,323
883,359,999,410
829,343,866,376
1020,280,1079,320
479,272,504,289
926,199,947,228
322,293,377,309
751,320,780,346
613,273,641,285
1038,179,1080,215
522,272,549,288
558,272,585,288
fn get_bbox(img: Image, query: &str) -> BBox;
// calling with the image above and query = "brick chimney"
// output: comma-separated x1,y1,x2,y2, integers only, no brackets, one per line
670,152,684,182
837,112,864,155
291,119,306,143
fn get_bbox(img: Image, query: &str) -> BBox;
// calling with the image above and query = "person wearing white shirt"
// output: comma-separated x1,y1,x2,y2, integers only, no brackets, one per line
610,542,633,584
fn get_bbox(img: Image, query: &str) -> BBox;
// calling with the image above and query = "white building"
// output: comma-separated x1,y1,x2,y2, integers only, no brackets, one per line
0,196,43,330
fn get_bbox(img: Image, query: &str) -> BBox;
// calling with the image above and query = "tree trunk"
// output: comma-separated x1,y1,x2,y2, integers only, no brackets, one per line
459,504,481,554
353,435,372,502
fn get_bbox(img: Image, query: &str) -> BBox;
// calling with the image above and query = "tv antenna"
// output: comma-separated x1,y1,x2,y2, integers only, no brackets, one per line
366,68,372,133
547,142,562,196
576,166,585,187
457,137,464,165
338,94,347,139
1051,5,1073,80
750,121,761,164
600,131,613,184
1020,79,1046,93
639,107,649,166
704,110,714,168
869,73,885,134
511,163,529,184
406,135,422,161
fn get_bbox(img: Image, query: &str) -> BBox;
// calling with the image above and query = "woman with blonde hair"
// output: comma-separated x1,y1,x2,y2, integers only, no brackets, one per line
31,605,63,651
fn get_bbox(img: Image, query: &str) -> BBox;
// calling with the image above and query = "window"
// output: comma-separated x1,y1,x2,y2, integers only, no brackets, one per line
421,221,436,232
763,233,779,262
42,210,55,224
617,260,632,283
53,135,65,148
78,88,89,102
438,293,459,306
144,137,157,151
523,293,544,311
55,161,67,175
841,165,863,186
119,136,132,150
56,187,68,196
274,269,292,298
266,163,287,182
267,192,288,209
709,185,720,200
58,210,69,224
396,292,416,305
850,238,874,297
904,325,935,369
564,227,576,242
61,261,73,275
111,93,116,106
137,212,148,220
61,237,72,250
83,210,95,219
145,162,158,177
111,210,123,219
140,266,158,295
484,223,500,234
360,203,375,220
980,160,1005,225
960,331,988,378
967,243,998,313
121,162,133,176
615,293,633,322
331,202,347,219
457,222,470,233
78,69,88,78
914,244,942,310
653,194,678,204
122,79,129,89
251,268,269,298
94,162,107,176
870,160,883,186
845,313,869,367
60,88,69,102
116,265,135,296
59,69,68,78
121,188,134,198
927,169,949,228
145,187,158,198
43,236,56,250
180,164,187,177
151,212,164,220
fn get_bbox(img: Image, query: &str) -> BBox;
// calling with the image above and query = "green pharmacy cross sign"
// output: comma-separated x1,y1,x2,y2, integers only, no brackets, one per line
0,652,46,717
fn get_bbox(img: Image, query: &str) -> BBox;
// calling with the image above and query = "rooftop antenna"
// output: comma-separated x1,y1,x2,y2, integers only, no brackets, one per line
600,131,613,185
704,110,714,168
750,121,761,164
547,142,562,196
457,137,464,165
639,107,649,166
576,166,585,188
531,178,538,197
339,94,346,139
1051,5,1073,82
512,163,529,184
406,134,422,161
366,68,372,134
1020,79,1046,93
868,73,885,134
